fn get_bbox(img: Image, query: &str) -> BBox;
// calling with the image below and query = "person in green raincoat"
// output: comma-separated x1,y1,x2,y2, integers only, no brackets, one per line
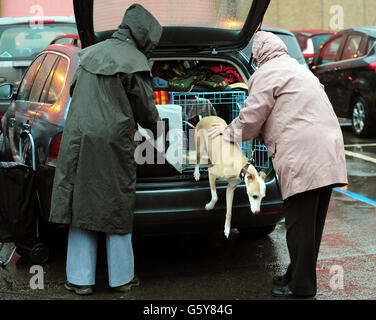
49,4,162,295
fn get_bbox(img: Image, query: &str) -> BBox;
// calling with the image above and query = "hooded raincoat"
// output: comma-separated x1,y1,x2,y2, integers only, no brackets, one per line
49,4,162,234
223,31,348,200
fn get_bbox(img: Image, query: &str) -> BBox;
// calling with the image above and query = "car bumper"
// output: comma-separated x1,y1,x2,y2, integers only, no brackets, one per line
38,167,284,234
134,176,284,234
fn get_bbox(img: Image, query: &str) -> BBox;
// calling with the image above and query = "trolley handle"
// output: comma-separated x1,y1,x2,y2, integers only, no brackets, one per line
19,124,36,171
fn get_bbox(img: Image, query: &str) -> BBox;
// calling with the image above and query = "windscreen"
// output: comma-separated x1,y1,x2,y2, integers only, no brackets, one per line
0,23,77,61
94,0,254,32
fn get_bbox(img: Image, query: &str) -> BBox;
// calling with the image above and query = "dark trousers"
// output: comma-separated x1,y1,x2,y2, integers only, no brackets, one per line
283,185,333,296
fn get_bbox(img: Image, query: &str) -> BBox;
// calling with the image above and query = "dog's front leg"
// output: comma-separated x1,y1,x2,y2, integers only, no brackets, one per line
224,184,237,238
205,168,218,211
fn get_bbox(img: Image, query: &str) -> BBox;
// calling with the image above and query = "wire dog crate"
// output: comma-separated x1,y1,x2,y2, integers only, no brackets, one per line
169,91,269,172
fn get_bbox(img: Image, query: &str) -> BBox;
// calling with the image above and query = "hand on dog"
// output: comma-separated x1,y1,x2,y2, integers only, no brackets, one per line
207,123,227,139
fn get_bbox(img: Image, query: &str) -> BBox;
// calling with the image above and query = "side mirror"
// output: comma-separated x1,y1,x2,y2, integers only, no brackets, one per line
0,83,14,99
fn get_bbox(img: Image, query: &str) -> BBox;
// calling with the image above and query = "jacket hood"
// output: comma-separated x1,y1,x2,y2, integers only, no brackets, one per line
112,3,162,55
252,31,288,67
78,4,161,76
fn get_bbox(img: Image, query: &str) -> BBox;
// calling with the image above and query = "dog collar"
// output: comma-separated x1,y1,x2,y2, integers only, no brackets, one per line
239,159,254,181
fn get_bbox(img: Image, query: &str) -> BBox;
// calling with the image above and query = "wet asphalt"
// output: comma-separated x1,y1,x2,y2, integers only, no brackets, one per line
1,126,376,301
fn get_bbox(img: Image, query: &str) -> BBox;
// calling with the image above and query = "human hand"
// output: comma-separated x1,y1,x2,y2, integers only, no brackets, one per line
207,123,227,139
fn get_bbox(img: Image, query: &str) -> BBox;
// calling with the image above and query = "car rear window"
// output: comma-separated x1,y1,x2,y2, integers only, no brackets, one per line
29,53,58,102
341,34,363,60
45,57,69,104
93,0,254,32
17,54,44,101
0,23,77,61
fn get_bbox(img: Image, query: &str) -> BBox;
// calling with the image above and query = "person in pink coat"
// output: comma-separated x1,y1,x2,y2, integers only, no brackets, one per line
209,31,348,298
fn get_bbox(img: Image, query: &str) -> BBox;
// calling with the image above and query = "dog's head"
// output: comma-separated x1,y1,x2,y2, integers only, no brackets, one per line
244,168,266,214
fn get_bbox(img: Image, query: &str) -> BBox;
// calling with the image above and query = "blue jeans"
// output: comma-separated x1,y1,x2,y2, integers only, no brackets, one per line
66,226,134,287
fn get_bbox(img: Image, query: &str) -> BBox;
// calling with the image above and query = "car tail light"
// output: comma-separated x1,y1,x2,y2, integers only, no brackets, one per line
46,133,62,167
368,61,376,71
302,38,315,58
29,19,55,25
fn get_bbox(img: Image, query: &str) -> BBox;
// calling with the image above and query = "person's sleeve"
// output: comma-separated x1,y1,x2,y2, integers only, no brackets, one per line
223,73,276,143
122,72,161,137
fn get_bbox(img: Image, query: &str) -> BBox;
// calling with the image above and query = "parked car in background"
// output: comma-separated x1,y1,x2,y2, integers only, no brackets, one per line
311,26,376,138
242,25,308,68
292,30,335,64
0,0,284,239
0,34,81,220
0,16,77,118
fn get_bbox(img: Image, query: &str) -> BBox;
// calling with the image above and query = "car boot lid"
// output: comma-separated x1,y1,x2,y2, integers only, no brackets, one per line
73,0,270,52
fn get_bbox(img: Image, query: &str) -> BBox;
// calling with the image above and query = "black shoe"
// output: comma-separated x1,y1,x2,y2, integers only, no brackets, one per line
271,285,315,299
272,273,290,286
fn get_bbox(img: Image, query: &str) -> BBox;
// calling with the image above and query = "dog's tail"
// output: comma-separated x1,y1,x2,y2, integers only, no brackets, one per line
183,121,196,129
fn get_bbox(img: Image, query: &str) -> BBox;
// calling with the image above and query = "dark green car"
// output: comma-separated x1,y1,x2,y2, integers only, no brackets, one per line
0,0,284,237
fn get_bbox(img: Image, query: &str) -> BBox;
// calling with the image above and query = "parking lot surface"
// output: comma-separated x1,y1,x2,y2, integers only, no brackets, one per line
1,128,376,301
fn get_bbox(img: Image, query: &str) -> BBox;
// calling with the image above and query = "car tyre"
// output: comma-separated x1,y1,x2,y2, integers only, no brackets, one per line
351,96,373,138
30,242,49,264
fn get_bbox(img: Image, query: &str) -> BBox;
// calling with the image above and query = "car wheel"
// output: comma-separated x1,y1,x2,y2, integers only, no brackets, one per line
30,242,49,264
238,224,276,238
351,96,373,138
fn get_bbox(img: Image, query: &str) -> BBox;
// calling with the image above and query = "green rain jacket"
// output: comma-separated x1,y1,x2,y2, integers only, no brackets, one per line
49,4,162,234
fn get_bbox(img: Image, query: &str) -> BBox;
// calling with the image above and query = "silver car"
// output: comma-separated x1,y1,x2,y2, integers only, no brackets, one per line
0,16,77,117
